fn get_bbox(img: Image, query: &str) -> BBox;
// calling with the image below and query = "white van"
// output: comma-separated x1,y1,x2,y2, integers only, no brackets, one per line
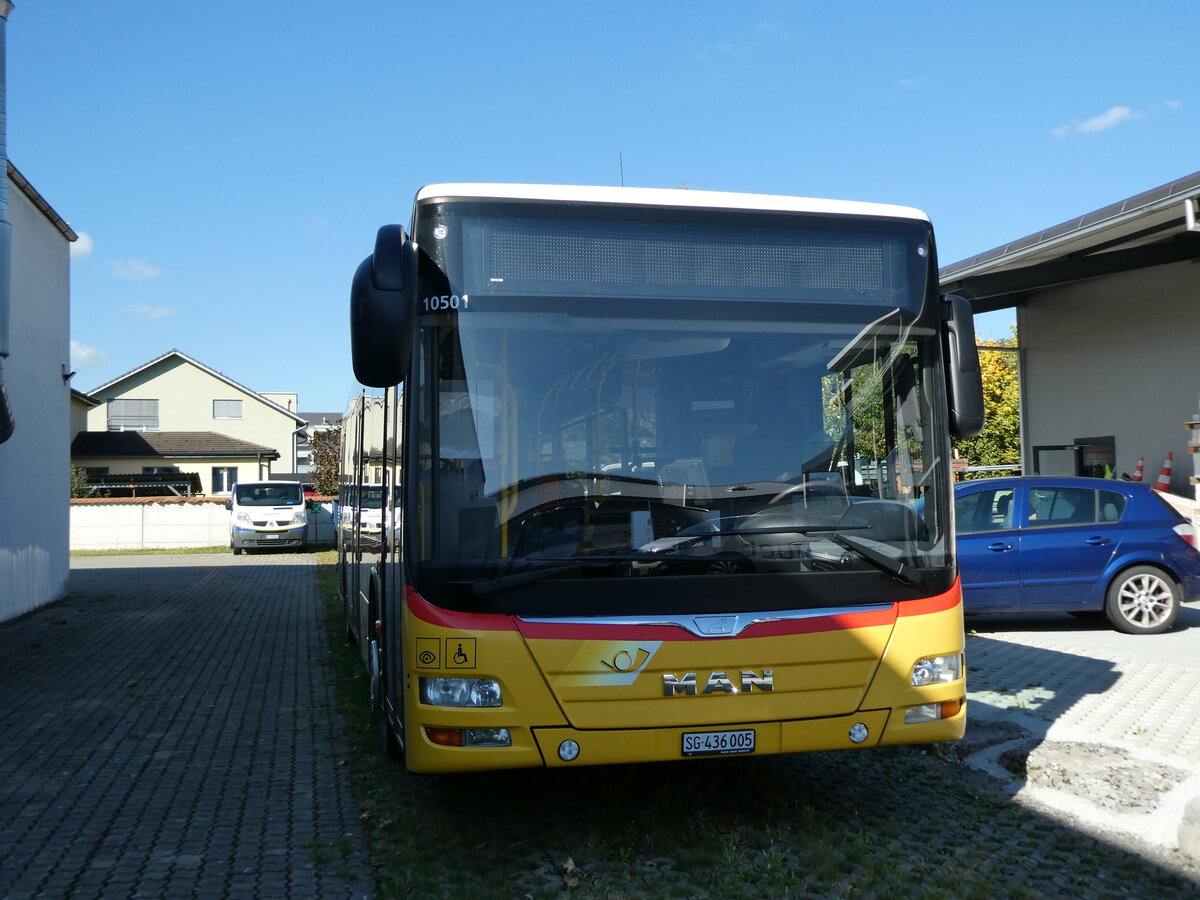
226,481,310,554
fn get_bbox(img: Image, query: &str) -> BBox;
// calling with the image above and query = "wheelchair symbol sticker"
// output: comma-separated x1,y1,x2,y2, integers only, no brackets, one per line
446,638,476,669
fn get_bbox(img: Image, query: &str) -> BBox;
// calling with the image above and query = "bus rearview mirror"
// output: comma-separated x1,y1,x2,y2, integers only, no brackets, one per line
942,294,984,439
350,225,417,388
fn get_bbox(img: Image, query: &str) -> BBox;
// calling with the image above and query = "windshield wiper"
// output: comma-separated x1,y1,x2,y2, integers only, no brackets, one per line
672,525,922,586
826,532,923,586
672,524,865,550
471,552,670,597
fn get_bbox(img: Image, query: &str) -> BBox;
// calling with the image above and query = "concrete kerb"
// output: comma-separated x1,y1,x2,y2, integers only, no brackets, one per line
962,631,1200,864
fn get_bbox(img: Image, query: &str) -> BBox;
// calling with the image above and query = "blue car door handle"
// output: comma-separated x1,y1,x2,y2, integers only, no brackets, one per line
1085,536,1112,546
987,542,1013,552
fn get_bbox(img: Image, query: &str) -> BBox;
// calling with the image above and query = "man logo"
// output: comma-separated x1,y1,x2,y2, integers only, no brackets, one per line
692,615,739,636
662,670,774,695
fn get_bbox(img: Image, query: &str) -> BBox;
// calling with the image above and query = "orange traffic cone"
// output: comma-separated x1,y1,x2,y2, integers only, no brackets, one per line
1154,453,1173,492
1131,457,1144,481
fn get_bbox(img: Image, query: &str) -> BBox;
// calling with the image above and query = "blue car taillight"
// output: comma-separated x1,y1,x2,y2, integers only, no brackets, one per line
1172,522,1197,549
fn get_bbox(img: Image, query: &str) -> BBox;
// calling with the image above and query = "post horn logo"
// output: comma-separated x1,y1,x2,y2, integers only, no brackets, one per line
600,647,652,673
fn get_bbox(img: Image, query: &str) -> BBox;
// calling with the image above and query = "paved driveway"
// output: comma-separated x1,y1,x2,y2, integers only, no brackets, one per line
0,553,371,899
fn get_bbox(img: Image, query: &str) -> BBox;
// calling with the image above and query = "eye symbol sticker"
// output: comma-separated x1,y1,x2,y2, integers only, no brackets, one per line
415,638,440,668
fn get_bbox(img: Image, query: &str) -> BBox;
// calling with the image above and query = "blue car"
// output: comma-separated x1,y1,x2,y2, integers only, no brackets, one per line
954,476,1200,634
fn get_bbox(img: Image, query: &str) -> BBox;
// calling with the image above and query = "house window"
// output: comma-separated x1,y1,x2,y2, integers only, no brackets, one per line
213,399,243,419
83,467,109,476
143,466,181,474
107,398,159,431
212,466,238,494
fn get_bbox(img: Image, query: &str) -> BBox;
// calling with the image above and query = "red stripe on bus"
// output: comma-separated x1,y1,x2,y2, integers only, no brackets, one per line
405,581,961,637
514,605,897,641
405,587,516,631
895,579,961,617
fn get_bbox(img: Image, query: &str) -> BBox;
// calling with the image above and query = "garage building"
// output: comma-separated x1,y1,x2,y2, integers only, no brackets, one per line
940,171,1200,494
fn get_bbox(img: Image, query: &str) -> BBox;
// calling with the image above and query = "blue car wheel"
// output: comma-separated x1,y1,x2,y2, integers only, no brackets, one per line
1105,565,1180,635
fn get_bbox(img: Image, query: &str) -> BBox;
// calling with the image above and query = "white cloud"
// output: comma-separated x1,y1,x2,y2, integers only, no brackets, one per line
122,305,177,320
70,341,108,368
1054,104,1144,138
1078,105,1135,133
70,232,94,261
108,258,164,280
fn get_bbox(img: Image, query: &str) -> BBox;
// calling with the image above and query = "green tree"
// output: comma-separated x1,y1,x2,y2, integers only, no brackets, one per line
309,425,342,496
70,465,90,498
952,331,1020,478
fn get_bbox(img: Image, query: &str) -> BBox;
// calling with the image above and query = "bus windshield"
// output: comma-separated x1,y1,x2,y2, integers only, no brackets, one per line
411,203,952,615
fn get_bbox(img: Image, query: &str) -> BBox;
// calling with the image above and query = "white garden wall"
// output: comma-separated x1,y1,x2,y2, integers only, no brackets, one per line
70,499,337,551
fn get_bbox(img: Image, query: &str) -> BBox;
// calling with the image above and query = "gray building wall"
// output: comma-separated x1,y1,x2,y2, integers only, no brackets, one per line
1017,258,1200,493
0,175,72,620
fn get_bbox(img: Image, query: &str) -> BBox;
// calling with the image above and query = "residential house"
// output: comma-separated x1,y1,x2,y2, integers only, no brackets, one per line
0,163,77,621
295,410,342,475
72,349,307,494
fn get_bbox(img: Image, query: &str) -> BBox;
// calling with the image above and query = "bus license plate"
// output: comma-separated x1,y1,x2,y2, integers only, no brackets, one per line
681,729,755,757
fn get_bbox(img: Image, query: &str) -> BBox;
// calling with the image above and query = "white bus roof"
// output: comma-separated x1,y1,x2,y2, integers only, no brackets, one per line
413,183,929,223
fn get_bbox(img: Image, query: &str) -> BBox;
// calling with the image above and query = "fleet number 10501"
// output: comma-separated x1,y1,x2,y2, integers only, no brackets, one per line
422,295,469,312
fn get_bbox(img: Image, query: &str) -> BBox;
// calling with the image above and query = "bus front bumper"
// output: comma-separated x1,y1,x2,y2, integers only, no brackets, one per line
405,703,966,772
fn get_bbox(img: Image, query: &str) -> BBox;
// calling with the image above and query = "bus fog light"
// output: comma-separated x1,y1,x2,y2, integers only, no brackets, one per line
848,723,869,744
905,703,940,724
463,728,511,747
558,740,581,761
420,677,503,707
911,653,963,686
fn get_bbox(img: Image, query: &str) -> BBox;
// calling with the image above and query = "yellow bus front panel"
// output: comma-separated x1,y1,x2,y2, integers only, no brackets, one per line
400,585,965,773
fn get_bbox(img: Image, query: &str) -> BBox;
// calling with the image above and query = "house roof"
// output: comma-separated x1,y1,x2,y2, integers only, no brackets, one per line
300,411,343,426
70,388,100,407
71,431,280,460
8,161,78,242
940,170,1200,313
88,349,307,425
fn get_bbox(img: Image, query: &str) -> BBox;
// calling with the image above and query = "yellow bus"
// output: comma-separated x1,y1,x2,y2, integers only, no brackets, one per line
341,184,983,772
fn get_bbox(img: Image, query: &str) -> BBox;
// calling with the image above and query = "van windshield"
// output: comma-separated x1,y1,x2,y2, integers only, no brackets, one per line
235,484,303,506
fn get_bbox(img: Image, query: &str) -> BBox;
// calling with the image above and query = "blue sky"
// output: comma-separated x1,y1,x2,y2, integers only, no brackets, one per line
10,2,1198,411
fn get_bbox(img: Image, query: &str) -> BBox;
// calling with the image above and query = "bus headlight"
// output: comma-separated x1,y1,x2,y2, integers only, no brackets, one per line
420,677,503,707
911,654,963,686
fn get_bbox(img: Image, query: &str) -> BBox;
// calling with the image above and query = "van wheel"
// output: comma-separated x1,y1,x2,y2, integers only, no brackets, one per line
231,546,242,556
1104,566,1180,635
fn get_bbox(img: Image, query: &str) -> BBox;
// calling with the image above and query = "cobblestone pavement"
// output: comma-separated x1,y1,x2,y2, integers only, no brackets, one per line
961,610,1200,864
0,553,372,899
